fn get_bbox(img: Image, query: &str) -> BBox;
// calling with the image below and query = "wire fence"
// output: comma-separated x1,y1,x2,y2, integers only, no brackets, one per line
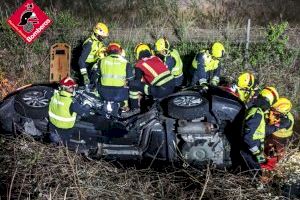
43,27,300,48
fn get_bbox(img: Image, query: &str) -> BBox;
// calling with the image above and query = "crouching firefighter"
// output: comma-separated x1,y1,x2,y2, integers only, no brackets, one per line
154,38,184,87
129,43,175,110
264,98,294,162
92,43,134,116
48,77,92,150
191,42,225,88
241,86,279,170
231,72,260,107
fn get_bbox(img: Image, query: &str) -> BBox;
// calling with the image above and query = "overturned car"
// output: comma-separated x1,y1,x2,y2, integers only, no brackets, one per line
0,84,244,168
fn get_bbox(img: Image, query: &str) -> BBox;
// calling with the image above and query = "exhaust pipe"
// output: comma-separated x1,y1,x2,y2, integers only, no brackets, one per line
177,121,218,134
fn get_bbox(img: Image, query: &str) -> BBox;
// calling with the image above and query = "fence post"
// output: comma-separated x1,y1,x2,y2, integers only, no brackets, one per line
244,19,251,69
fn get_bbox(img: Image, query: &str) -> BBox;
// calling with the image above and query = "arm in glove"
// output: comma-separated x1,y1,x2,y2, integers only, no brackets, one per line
256,152,266,164
82,73,90,85
211,76,220,86
199,78,208,90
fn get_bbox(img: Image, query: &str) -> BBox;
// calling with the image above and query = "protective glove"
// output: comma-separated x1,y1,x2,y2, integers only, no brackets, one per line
211,76,220,86
199,82,209,91
82,73,90,85
256,152,266,164
83,99,93,108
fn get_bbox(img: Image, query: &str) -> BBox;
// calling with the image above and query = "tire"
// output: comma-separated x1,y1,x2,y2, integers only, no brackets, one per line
14,86,54,119
167,92,209,120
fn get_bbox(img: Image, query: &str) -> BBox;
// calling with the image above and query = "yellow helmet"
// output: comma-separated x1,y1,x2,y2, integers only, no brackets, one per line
155,38,170,52
211,42,225,58
260,86,279,106
272,98,292,115
238,72,255,89
134,43,151,59
93,22,109,37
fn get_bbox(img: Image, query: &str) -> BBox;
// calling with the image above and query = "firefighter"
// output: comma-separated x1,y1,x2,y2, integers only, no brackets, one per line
155,38,184,87
191,42,225,88
129,43,175,109
241,86,279,170
231,72,260,107
92,43,134,115
265,98,294,159
48,77,91,147
79,22,109,85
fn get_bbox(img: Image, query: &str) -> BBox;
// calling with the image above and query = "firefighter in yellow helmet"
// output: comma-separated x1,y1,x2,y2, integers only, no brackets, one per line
231,72,260,107
91,43,134,116
155,38,183,87
265,98,294,152
79,22,109,86
129,43,175,110
261,98,294,171
241,86,279,170
191,42,225,88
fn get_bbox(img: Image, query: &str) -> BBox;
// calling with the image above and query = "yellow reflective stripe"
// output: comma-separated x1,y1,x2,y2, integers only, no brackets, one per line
142,63,158,77
144,85,149,95
49,111,76,122
129,91,139,99
151,71,171,85
156,75,174,86
129,91,139,95
273,129,293,138
102,74,126,80
129,95,139,99
273,112,294,138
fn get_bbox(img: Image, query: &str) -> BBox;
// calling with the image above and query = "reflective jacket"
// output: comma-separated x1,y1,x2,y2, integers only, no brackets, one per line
191,50,221,85
135,56,174,86
100,54,127,87
243,107,266,154
84,34,106,63
231,85,256,104
165,49,183,77
79,34,106,75
192,50,220,72
49,90,77,129
272,112,294,138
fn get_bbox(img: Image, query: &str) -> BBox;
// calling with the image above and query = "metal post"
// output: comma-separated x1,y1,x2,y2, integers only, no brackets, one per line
245,19,251,69
246,19,251,54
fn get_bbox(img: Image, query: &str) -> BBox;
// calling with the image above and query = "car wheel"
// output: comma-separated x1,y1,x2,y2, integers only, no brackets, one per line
167,92,209,120
14,86,54,119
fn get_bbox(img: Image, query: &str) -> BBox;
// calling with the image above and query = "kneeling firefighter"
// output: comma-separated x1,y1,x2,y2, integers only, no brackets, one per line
92,42,134,116
155,38,184,87
129,43,175,110
48,77,92,149
263,98,294,166
241,86,279,170
191,42,225,88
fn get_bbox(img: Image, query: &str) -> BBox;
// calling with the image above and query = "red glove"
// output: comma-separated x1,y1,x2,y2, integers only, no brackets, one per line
260,157,278,171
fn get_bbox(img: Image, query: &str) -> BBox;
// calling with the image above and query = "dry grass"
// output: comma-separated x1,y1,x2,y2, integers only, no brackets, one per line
0,136,290,200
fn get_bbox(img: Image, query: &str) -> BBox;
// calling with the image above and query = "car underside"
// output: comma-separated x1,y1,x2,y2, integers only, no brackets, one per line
0,84,245,168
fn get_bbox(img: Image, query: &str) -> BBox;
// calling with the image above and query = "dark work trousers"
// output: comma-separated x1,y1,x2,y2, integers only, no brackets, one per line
129,79,175,109
174,74,184,87
240,150,261,171
49,122,87,153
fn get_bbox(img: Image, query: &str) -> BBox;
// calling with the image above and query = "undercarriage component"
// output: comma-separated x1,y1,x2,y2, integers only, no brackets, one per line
181,132,231,166
178,121,218,136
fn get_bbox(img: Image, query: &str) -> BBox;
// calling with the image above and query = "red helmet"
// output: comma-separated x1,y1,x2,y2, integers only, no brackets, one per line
107,42,122,54
59,77,77,89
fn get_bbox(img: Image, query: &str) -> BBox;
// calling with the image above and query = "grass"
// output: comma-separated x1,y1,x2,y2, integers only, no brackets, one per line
0,136,292,200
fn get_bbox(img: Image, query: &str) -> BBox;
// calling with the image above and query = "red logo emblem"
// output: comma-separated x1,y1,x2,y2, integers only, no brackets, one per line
7,0,52,44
